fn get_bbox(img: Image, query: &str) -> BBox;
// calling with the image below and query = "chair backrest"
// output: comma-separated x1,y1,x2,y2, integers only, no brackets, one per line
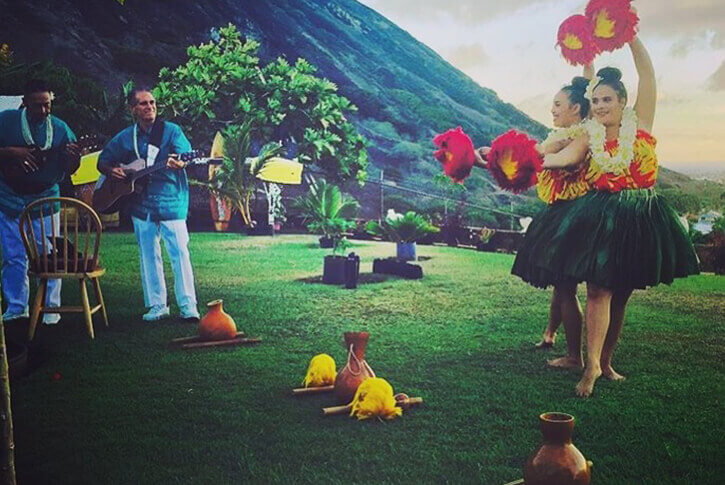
19,197,103,274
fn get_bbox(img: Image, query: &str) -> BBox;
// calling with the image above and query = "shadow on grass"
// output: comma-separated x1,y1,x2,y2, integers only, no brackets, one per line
296,273,396,285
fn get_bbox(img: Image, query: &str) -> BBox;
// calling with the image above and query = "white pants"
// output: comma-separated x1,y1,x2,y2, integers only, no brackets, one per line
0,210,62,315
132,216,197,310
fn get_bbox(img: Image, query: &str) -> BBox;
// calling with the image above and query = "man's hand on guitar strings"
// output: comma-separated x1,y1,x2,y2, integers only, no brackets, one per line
109,167,127,180
5,146,40,173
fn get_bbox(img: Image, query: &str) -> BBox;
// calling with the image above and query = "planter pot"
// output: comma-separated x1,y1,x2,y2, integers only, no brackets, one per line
524,412,592,485
396,242,417,261
319,236,335,249
343,253,360,289
694,243,725,274
372,257,423,279
213,221,230,232
323,255,346,284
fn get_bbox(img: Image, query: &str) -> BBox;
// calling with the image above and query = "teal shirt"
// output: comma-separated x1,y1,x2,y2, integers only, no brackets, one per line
0,109,76,217
98,121,192,221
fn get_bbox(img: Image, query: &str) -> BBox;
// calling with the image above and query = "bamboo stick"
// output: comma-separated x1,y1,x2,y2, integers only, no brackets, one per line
322,396,423,416
0,304,17,484
292,385,335,396
322,404,352,417
170,331,246,345
179,337,261,350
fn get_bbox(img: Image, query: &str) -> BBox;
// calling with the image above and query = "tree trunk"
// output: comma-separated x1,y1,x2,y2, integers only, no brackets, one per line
0,304,17,485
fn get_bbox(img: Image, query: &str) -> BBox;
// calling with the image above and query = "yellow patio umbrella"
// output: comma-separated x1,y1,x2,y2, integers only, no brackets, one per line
211,131,303,185
70,151,102,186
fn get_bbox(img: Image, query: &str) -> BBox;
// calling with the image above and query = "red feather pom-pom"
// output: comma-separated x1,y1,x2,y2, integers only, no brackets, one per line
585,0,638,52
432,126,476,184
486,130,543,193
557,14,600,66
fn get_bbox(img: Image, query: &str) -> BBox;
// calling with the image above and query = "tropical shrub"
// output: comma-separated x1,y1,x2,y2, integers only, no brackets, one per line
366,209,439,243
294,178,359,241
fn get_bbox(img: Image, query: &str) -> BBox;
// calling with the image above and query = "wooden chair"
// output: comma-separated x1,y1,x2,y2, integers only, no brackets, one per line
19,197,108,340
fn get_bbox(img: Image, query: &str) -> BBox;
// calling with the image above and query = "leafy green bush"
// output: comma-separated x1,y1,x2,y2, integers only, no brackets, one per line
294,178,359,240
366,209,439,243
154,24,368,184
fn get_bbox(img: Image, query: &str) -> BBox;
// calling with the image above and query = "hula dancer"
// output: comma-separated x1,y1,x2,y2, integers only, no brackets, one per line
477,74,594,368
512,35,699,397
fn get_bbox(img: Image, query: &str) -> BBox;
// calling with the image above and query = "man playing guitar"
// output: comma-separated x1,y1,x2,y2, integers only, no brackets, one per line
97,87,199,322
0,79,82,324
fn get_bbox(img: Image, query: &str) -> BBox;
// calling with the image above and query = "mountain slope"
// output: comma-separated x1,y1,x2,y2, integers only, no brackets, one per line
1,0,719,217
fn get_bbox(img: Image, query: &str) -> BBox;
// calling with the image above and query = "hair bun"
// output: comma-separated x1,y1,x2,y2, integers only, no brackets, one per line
570,76,589,93
597,67,622,82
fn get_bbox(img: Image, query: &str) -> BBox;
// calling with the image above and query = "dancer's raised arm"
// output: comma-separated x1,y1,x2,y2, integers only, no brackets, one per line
630,37,656,132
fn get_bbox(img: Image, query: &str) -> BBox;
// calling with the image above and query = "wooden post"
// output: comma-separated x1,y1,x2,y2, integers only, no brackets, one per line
0,300,17,484
379,170,384,222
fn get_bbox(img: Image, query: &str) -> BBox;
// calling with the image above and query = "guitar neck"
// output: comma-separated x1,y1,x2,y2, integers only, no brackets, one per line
130,151,205,180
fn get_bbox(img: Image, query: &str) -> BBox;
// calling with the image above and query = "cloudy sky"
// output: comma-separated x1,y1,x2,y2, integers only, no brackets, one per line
359,0,725,170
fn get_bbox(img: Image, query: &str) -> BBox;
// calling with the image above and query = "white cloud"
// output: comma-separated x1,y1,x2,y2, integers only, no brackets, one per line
358,0,725,163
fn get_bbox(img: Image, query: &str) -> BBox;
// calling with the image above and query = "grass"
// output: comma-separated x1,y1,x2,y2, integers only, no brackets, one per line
6,233,724,484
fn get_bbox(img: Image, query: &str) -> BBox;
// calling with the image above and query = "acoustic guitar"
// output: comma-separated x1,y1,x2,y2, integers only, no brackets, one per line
0,134,104,194
91,150,220,214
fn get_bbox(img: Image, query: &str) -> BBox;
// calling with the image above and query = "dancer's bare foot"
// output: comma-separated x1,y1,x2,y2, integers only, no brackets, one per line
575,368,602,397
602,366,626,381
547,356,584,369
534,332,556,349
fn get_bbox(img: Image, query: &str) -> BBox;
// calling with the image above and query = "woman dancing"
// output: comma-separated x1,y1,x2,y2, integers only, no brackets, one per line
513,35,699,397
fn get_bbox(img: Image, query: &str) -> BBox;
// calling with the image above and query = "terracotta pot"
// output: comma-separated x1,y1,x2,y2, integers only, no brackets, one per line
209,163,233,232
333,331,375,404
198,299,237,341
524,412,592,485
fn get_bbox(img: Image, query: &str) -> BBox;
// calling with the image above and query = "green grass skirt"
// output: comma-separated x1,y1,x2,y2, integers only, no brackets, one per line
512,189,700,289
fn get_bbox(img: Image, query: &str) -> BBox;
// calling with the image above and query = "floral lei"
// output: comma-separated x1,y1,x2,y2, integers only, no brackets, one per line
583,107,637,175
541,122,586,150
20,108,53,150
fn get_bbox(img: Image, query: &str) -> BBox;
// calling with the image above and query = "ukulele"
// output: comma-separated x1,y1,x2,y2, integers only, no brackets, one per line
91,150,220,214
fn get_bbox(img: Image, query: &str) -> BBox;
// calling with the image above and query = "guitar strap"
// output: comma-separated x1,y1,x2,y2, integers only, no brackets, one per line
146,119,166,167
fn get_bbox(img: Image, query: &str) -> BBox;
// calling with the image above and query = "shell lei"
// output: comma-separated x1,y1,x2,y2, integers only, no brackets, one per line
349,377,403,421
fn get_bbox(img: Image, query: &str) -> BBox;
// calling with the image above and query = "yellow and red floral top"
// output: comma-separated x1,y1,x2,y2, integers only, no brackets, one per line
585,130,658,192
537,164,591,204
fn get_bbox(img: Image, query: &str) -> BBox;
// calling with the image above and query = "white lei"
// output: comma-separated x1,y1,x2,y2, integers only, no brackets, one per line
542,122,586,149
584,107,637,175
20,108,53,150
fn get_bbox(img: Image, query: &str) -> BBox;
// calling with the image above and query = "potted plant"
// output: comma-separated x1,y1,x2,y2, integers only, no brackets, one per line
322,237,352,285
476,227,497,252
693,217,725,274
366,209,439,261
191,121,285,230
294,178,359,248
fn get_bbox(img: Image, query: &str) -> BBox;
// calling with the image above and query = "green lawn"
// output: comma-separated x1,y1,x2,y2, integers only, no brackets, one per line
7,234,724,484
